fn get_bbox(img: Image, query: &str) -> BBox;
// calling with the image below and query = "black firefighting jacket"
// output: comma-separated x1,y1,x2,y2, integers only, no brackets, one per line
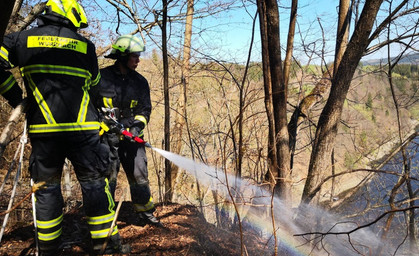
94,63,151,131
0,14,101,136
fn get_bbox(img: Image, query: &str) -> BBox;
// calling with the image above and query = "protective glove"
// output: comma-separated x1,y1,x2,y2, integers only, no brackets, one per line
120,117,133,129
124,120,145,142
132,120,145,131
132,120,146,136
130,126,142,138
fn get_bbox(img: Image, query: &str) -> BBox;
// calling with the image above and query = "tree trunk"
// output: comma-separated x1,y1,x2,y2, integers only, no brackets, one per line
288,65,333,169
283,0,298,87
265,0,291,201
162,0,172,203
289,0,351,172
236,9,258,180
171,0,201,208
256,0,277,185
301,0,384,205
171,0,194,171
334,0,351,75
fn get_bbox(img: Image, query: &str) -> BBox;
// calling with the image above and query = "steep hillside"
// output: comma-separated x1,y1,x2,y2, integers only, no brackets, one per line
289,66,418,204
362,52,419,65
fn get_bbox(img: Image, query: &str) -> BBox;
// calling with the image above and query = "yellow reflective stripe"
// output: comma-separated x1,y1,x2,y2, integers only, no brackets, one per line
87,212,115,225
0,46,8,60
92,72,101,87
103,97,113,108
38,228,62,241
100,121,110,132
77,90,90,122
130,100,138,108
29,121,100,133
0,46,10,64
134,197,154,212
21,64,92,80
85,178,116,226
20,64,97,130
105,178,115,213
25,73,56,124
37,214,63,229
27,36,88,54
90,226,118,239
0,74,16,95
134,115,147,126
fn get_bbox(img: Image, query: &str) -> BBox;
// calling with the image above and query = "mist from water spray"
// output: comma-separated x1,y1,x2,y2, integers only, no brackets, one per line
151,147,402,256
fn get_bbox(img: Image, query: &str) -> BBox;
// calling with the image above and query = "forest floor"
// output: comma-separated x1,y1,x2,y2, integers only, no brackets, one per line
0,198,274,256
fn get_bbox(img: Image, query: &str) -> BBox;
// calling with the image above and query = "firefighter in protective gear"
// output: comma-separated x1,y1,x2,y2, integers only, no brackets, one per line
0,0,127,254
92,34,161,226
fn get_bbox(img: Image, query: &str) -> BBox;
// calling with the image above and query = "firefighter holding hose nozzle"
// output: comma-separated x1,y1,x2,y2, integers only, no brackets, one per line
92,34,162,227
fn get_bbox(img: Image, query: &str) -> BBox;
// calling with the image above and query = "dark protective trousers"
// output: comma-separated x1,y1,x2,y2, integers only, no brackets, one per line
102,133,155,213
29,133,121,253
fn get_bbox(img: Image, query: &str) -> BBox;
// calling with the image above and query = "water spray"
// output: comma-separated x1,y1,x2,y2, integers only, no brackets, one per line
99,109,408,255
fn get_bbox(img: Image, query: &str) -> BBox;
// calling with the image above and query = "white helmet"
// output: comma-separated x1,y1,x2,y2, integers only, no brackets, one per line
107,34,145,59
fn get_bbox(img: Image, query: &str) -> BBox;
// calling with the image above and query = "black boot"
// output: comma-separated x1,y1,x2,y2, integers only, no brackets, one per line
92,243,131,255
39,238,62,256
138,211,163,227
91,233,131,255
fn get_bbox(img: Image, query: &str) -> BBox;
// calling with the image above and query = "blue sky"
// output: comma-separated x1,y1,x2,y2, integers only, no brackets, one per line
87,0,409,64
87,0,340,64
212,0,413,64
197,0,340,63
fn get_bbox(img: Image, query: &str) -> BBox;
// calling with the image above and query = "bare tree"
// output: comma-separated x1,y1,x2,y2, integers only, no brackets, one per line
256,0,277,187
283,0,298,87
294,206,419,253
170,0,194,202
160,0,172,203
299,0,419,210
378,11,418,251
7,0,46,33
301,0,385,205
288,0,350,201
257,0,292,201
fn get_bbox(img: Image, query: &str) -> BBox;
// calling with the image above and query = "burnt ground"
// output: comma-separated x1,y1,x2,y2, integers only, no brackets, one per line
0,199,274,256
0,158,274,256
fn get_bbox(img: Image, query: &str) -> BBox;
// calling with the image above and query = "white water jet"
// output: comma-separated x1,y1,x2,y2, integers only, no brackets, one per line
152,147,405,256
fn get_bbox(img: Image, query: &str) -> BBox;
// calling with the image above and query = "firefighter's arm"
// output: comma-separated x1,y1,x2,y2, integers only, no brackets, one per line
129,78,151,137
87,40,100,89
130,115,147,137
0,54,22,107
0,71,23,108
